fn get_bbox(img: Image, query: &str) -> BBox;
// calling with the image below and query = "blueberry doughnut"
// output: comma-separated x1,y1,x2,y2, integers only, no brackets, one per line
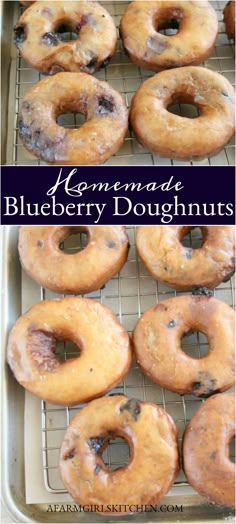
133,295,235,397
183,392,235,508
130,67,235,161
7,298,132,406
120,1,218,71
18,72,128,165
18,226,129,294
224,1,235,40
59,395,179,514
136,226,235,290
14,1,117,74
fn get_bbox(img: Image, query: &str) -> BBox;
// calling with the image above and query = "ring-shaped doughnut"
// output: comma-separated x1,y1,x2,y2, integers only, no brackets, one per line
15,1,117,74
18,226,129,294
136,226,235,290
59,395,179,513
183,392,235,508
18,72,128,165
120,1,218,71
133,295,235,397
130,67,235,161
224,1,235,41
7,298,132,406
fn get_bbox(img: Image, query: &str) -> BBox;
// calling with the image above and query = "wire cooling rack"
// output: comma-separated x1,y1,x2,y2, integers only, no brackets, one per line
19,226,235,495
9,1,235,166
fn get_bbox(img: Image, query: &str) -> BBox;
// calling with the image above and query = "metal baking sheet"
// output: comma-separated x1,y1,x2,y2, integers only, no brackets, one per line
1,226,235,522
3,0,235,166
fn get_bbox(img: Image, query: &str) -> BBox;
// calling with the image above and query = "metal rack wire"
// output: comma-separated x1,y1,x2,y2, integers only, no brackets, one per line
24,226,235,495
10,1,235,166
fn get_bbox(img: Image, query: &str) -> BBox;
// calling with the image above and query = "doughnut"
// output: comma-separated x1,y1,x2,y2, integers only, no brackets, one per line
130,67,235,161
20,1,36,5
7,297,132,406
136,226,235,290
18,226,129,294
18,72,128,165
14,1,117,74
120,1,218,71
224,1,235,40
59,395,179,514
132,295,235,397
183,392,235,508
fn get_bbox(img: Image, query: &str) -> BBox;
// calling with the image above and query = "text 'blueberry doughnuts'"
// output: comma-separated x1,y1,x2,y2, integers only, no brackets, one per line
120,1,218,71
14,1,117,74
18,72,128,165
136,226,235,290
133,295,235,397
59,395,179,514
7,297,132,406
130,67,235,161
18,226,129,294
183,392,235,508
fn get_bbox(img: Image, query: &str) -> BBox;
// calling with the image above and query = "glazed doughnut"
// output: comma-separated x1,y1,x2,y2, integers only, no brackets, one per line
7,297,132,405
18,72,128,165
133,295,235,397
59,395,179,514
18,226,129,294
14,1,117,74
183,392,235,508
120,1,218,71
224,1,235,40
130,67,235,161
136,226,235,290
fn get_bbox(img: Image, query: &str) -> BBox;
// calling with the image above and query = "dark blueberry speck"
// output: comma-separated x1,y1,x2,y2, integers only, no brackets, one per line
106,240,116,248
120,399,141,421
192,286,213,297
42,32,61,46
95,464,102,475
98,97,114,115
37,240,44,247
14,25,27,48
86,57,97,69
64,448,76,460
185,249,193,259
100,57,111,69
88,437,105,454
168,320,176,328
210,451,217,460
192,372,217,397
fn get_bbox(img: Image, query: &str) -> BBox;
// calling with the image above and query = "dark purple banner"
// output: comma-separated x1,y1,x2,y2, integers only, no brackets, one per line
1,165,235,225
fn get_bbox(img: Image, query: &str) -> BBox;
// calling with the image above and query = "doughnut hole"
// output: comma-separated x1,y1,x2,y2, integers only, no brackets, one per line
57,112,86,129
155,8,183,36
167,103,199,119
59,228,88,254
229,436,235,464
179,226,204,249
181,330,209,359
55,339,81,361
102,436,131,471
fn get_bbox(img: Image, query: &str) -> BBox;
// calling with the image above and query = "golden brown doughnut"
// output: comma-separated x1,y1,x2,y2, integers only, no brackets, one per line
183,392,235,508
136,226,235,290
18,72,128,165
7,297,132,406
130,67,235,161
224,1,235,40
18,226,129,294
59,395,179,514
133,295,235,397
120,1,218,71
14,1,117,74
